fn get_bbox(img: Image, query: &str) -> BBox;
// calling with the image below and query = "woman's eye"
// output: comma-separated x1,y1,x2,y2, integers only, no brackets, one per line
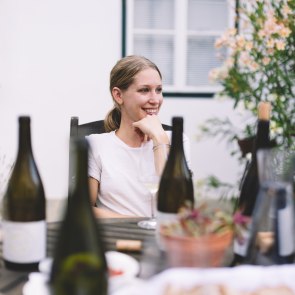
139,88,149,93
156,88,162,94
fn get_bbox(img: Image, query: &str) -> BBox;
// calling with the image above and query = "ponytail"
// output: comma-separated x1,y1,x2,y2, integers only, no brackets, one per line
104,106,121,132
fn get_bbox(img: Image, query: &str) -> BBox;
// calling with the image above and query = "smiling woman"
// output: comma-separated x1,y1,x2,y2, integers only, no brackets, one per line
86,55,192,219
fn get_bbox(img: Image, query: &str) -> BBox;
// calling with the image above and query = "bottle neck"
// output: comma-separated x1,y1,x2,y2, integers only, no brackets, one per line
17,120,33,158
256,120,270,149
252,120,270,160
170,122,184,153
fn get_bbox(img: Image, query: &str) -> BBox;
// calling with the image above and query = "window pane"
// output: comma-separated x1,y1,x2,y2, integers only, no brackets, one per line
134,35,174,85
188,0,228,31
187,36,225,87
134,0,174,30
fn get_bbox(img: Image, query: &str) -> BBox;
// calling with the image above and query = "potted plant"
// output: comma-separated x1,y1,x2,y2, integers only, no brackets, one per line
160,203,249,268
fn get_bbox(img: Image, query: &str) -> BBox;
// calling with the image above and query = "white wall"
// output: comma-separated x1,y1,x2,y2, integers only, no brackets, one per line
0,0,241,200
160,98,242,184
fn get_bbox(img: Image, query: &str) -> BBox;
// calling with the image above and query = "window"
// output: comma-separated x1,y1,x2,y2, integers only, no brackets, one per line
124,0,234,96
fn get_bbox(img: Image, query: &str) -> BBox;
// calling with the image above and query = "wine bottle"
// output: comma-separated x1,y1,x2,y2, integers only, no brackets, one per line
157,117,194,228
232,102,272,265
2,116,46,271
50,138,108,295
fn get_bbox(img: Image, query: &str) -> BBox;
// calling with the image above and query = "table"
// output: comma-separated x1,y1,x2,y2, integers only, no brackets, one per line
0,198,235,294
0,216,167,295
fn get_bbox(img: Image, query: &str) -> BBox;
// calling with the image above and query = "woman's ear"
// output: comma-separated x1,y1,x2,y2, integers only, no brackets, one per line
112,87,123,105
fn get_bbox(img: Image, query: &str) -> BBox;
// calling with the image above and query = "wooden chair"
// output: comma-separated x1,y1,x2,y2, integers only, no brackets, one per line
68,117,105,201
68,116,172,200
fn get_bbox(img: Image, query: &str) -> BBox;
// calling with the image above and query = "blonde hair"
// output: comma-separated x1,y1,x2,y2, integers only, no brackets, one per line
104,55,162,132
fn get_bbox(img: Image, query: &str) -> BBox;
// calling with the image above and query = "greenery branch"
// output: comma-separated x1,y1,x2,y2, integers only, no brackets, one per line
208,0,295,148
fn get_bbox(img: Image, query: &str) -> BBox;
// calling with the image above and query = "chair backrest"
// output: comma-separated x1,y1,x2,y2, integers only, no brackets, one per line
70,116,106,137
70,116,172,137
68,116,172,201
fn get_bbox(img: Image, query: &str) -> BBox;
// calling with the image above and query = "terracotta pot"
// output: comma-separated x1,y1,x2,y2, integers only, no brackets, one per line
161,230,233,268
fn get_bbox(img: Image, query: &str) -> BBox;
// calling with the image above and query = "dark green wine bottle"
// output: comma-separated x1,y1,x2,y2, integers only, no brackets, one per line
50,138,108,295
157,116,194,224
2,116,46,271
232,102,272,266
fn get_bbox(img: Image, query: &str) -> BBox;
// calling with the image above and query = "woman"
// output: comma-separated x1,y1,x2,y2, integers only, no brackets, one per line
87,55,191,218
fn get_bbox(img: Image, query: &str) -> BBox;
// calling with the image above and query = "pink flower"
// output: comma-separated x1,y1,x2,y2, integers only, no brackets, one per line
235,35,246,49
275,40,286,50
262,57,271,65
279,27,291,38
233,211,251,226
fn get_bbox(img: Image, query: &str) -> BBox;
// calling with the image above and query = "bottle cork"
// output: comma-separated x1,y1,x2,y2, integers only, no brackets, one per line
116,240,142,252
258,101,271,121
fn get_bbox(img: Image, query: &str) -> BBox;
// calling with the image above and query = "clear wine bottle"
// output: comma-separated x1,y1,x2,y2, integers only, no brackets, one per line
244,148,295,265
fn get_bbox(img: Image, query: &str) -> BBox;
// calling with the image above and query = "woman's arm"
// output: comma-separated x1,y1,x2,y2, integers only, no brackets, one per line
133,115,170,176
152,142,170,176
88,177,134,218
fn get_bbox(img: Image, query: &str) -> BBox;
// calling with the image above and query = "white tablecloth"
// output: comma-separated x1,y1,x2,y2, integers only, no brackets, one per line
113,265,295,295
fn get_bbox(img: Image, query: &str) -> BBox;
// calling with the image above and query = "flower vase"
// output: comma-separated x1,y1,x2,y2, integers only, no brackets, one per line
160,230,233,268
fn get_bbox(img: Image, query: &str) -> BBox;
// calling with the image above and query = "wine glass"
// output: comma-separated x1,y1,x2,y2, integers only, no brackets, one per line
137,174,159,230
137,147,160,230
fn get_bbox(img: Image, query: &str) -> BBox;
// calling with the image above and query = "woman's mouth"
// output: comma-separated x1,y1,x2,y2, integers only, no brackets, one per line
142,108,158,115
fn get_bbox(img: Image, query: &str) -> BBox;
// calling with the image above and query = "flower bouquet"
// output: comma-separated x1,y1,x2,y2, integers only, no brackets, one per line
208,0,295,148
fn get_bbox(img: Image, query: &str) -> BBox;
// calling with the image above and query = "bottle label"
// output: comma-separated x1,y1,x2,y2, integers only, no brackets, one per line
233,224,251,257
255,231,274,254
2,220,46,263
278,204,294,256
156,211,178,250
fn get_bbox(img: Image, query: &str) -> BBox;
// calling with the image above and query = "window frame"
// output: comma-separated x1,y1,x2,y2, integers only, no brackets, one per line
122,0,236,98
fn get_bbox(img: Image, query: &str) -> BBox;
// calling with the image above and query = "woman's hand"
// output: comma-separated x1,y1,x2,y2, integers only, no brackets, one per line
132,115,169,145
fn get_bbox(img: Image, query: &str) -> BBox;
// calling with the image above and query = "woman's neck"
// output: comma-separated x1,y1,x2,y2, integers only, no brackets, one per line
115,123,143,148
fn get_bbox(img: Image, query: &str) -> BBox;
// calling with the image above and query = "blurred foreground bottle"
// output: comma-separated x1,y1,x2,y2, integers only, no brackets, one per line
157,117,194,230
244,148,295,265
50,138,108,295
2,116,46,271
231,102,272,265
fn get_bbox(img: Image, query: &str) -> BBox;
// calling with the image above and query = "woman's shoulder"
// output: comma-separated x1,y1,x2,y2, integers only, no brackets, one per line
86,131,115,145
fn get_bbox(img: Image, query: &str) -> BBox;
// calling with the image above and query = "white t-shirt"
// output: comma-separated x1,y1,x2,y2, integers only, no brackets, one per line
86,130,191,217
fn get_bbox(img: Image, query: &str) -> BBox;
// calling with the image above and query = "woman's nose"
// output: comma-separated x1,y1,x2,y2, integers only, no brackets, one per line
149,91,161,103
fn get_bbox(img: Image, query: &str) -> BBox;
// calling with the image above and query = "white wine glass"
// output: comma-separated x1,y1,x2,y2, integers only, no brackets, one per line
137,174,160,230
137,146,160,230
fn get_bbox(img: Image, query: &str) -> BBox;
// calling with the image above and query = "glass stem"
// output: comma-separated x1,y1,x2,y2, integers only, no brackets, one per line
151,193,155,219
